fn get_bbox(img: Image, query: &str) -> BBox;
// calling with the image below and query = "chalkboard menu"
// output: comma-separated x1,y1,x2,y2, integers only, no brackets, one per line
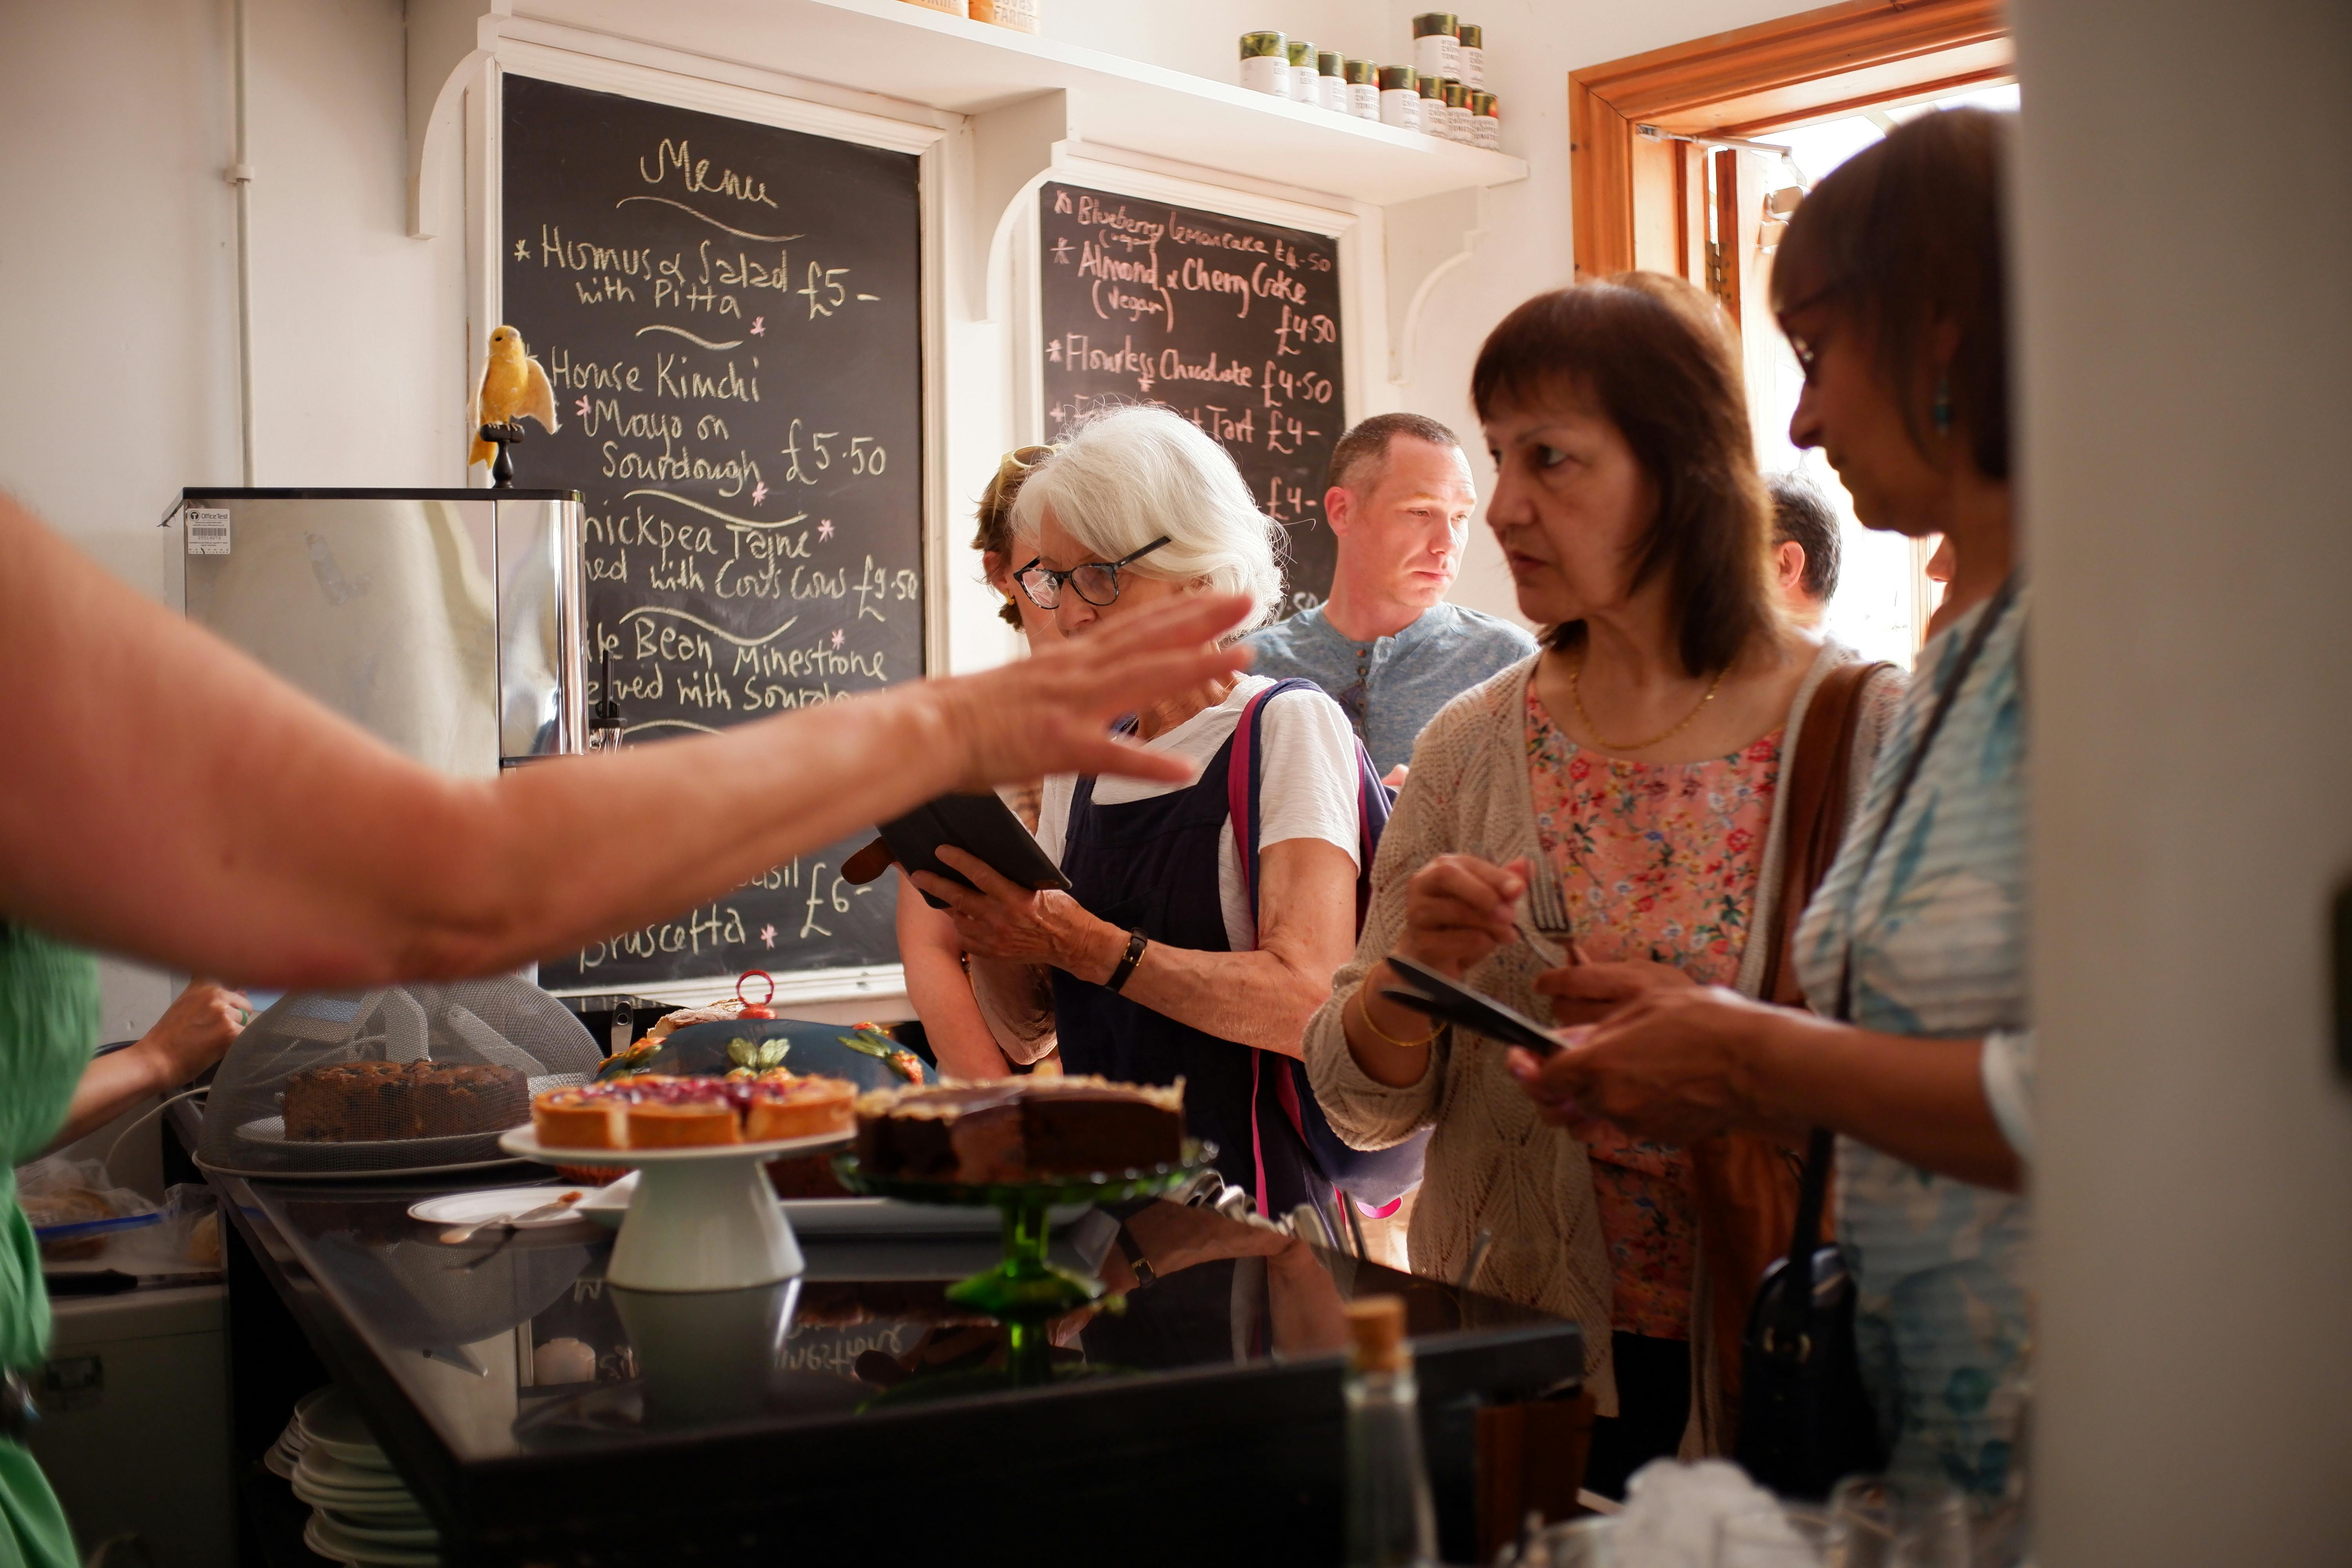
501,74,923,991
1038,183,1345,615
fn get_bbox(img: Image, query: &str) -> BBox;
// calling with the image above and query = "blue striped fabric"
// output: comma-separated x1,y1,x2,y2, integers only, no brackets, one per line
1792,588,2033,1500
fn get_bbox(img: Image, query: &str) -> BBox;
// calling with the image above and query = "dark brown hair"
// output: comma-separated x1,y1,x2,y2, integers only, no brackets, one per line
973,445,1056,627
1471,272,1775,676
1768,472,1842,601
1325,411,1462,493
1771,107,2011,480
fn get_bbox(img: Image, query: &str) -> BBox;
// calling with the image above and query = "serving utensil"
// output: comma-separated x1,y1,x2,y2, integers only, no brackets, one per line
437,1191,579,1245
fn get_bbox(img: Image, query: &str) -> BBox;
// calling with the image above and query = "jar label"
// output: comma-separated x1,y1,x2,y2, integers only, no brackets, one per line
1241,56,1291,96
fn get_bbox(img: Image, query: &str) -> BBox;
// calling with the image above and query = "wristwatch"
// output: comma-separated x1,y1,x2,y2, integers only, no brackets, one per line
1105,928,1149,994
1113,1221,1157,1287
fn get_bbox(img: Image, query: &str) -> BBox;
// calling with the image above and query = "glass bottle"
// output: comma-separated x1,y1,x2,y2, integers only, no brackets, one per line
1343,1296,1438,1568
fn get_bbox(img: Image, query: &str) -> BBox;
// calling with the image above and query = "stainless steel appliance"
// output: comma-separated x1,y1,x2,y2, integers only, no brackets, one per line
178,488,586,774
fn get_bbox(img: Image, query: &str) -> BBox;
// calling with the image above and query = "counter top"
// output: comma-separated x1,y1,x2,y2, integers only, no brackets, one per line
204,1151,1580,1566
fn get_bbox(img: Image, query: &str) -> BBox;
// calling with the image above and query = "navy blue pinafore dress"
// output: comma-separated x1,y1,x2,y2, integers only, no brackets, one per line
1049,728,1324,1217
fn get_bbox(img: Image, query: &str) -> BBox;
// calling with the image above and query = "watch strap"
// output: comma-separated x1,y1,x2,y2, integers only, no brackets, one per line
1114,1222,1157,1287
1105,927,1149,993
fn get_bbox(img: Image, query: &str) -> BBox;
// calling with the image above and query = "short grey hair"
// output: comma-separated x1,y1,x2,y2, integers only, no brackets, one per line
1010,406,1287,633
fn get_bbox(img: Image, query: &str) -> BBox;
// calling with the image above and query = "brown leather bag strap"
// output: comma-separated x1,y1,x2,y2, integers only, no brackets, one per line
1760,659,1890,1007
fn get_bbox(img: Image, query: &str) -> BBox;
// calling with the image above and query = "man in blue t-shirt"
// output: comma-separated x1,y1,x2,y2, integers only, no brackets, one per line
1247,413,1536,780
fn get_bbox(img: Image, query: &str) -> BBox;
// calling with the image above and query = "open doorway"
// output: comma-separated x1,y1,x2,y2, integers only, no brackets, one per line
1726,80,2018,665
1570,0,2013,663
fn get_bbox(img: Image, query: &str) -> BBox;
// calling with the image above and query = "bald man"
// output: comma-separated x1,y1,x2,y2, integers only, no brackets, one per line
1247,414,1535,779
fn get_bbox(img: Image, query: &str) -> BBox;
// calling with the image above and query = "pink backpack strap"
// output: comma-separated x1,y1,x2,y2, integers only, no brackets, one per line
1226,679,1403,1222
1226,686,1269,921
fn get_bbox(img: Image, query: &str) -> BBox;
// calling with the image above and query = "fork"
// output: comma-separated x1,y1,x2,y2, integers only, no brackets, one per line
1517,859,1575,951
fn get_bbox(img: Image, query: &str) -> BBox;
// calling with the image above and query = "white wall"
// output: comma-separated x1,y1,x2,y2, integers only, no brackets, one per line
0,0,1826,604
0,0,455,1036
1351,0,1826,622
2015,0,2352,1562
0,0,1822,1025
1049,0,1826,625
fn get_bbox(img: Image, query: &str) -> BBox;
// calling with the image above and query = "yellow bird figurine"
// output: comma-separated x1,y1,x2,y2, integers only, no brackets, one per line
469,325,559,469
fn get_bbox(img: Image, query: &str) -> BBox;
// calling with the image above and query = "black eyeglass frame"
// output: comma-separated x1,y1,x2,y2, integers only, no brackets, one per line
1013,534,1173,610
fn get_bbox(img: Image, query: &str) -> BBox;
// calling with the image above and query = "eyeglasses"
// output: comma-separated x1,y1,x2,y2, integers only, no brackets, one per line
1776,283,1844,384
1015,535,1171,610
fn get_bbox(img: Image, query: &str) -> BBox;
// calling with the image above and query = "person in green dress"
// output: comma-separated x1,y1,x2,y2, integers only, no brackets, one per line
0,926,93,1567
2,954,246,1566
0,486,1259,1564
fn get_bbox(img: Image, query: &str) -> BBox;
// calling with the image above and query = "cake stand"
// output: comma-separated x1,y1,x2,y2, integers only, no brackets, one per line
833,1140,1214,1385
499,1128,848,1292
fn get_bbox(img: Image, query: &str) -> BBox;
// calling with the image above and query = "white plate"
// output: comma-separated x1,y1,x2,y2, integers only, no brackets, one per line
572,1173,637,1229
405,1186,593,1230
572,1181,1086,1235
301,1515,360,1568
497,1127,850,1167
318,1510,439,1548
305,1512,439,1566
292,1475,427,1518
785,1197,1092,1235
197,1152,528,1183
297,1452,408,1492
295,1388,393,1470
237,1116,511,1152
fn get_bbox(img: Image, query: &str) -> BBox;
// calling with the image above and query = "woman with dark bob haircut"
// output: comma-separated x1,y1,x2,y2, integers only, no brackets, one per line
1515,108,2033,1520
1303,271,1904,1490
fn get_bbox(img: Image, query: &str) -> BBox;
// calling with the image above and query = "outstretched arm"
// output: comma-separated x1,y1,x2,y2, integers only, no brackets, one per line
0,494,1250,986
48,981,250,1151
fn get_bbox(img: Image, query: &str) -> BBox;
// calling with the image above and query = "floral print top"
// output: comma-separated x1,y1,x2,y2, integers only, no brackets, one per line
1524,684,1782,1339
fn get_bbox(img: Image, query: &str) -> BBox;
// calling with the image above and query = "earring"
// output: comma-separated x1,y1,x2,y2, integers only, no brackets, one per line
1933,376,1953,437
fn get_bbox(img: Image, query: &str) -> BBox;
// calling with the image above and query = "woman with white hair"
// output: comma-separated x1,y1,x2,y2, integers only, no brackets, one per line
916,407,1376,1216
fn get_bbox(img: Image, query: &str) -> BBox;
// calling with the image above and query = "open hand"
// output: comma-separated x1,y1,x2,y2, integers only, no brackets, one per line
1534,946,1698,1026
924,593,1254,793
1506,984,1785,1144
1394,853,1528,979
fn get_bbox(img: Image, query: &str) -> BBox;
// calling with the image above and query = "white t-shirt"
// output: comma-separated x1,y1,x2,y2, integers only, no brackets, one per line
1035,676,1363,953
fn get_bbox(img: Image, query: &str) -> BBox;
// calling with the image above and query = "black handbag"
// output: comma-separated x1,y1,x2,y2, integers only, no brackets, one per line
1734,574,2020,1500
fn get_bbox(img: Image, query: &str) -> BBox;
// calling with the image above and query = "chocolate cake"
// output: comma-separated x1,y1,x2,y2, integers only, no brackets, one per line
282,1060,528,1142
853,1076,1184,1182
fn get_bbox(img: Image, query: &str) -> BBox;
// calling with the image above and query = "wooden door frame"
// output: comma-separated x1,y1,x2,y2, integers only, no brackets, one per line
1568,0,2010,282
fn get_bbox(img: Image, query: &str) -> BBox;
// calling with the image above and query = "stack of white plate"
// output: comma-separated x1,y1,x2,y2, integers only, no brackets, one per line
261,1387,327,1480
280,1386,441,1566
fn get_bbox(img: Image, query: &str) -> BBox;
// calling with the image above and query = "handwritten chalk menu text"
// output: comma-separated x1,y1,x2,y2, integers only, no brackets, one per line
503,74,922,990
1038,183,1344,613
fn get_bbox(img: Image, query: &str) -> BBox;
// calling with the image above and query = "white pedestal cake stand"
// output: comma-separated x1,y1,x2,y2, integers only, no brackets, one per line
498,1128,848,1292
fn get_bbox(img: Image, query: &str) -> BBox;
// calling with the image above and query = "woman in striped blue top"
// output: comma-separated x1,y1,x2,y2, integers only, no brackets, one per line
1504,107,2033,1505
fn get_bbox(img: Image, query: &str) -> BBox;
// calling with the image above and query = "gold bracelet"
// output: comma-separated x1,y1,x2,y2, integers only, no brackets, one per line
1356,983,1441,1049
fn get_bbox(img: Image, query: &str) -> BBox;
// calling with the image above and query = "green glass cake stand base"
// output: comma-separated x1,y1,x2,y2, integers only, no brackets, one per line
833,1139,1214,1385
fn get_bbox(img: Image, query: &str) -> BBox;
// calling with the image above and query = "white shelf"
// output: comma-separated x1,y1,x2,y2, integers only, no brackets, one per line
514,0,1528,206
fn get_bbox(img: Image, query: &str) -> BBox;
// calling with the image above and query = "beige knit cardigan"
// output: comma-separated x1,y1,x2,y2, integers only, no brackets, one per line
1303,641,1903,1448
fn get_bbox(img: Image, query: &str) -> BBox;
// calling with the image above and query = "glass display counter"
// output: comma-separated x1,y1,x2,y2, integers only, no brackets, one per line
196,1134,1580,1566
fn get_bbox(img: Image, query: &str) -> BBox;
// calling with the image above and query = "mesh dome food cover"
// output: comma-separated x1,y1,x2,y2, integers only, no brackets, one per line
198,980,601,1178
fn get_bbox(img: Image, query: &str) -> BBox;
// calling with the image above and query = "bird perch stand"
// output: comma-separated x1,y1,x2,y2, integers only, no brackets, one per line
478,421,528,488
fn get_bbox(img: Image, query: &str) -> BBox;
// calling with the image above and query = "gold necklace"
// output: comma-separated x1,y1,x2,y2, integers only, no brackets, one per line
1568,658,1727,752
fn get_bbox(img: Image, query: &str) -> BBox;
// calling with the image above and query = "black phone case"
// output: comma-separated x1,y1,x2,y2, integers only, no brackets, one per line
1381,954,1564,1055
878,793,1072,910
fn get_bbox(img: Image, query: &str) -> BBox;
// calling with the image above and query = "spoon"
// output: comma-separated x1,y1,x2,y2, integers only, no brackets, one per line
439,1191,581,1246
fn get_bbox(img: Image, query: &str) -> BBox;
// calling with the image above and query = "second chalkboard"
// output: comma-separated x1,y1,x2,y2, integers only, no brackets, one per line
1038,183,1345,617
